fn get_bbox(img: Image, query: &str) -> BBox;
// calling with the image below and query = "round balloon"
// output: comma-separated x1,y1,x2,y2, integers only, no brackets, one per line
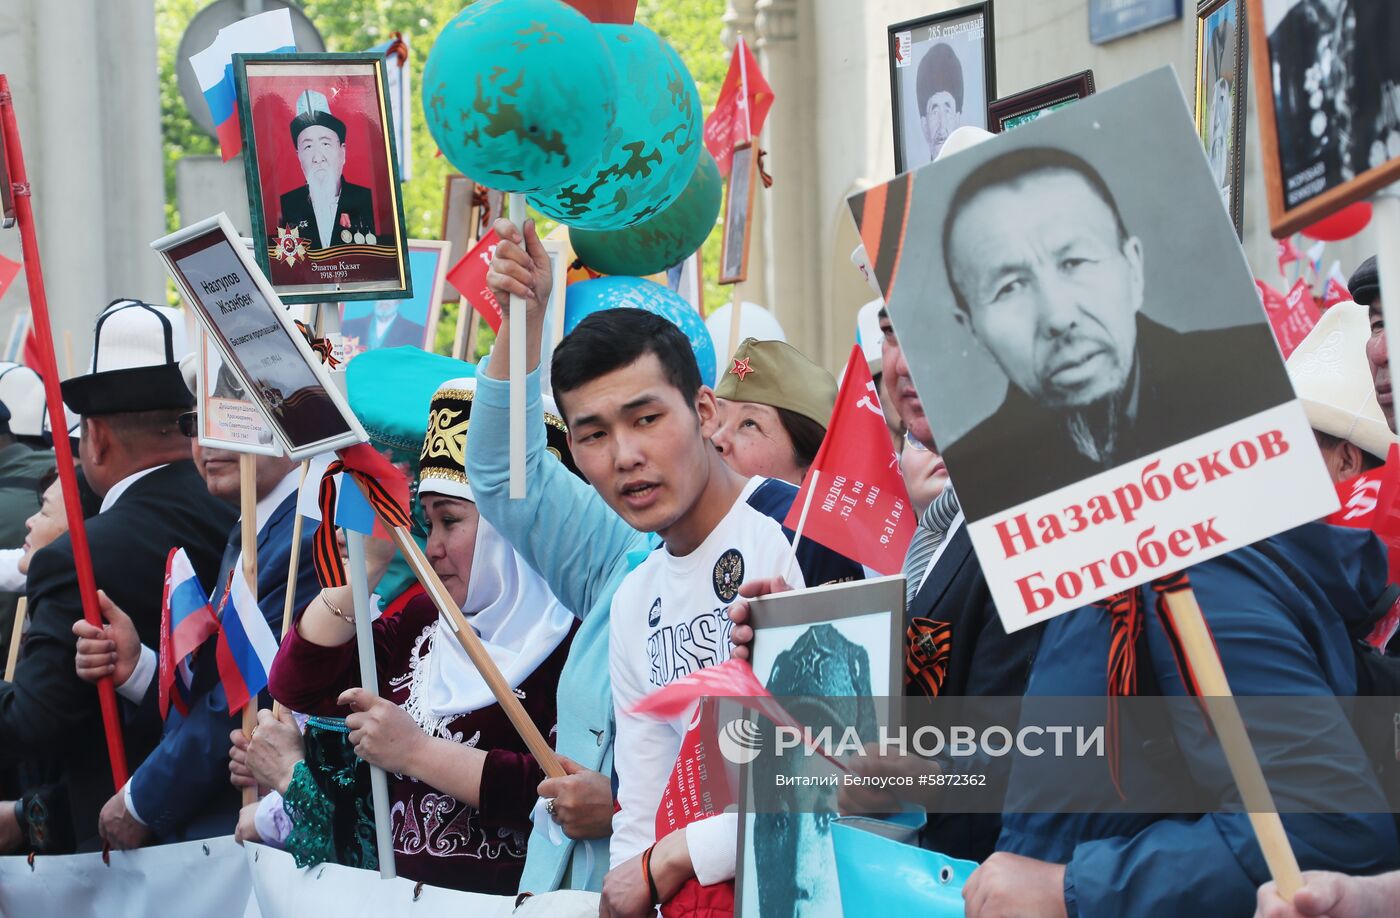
564,277,716,387
705,302,787,381
422,0,617,193
571,151,721,277
545,223,668,287
529,23,701,229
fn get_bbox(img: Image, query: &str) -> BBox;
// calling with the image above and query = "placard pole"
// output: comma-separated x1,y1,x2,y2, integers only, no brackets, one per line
509,192,526,499
269,458,310,723
4,596,26,681
347,529,398,878
238,454,260,808
0,73,128,789
727,284,744,368
1160,587,1302,901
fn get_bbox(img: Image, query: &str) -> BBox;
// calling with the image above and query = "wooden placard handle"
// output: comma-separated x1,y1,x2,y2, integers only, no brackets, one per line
238,454,260,807
1161,586,1303,901
269,459,310,723
4,596,27,681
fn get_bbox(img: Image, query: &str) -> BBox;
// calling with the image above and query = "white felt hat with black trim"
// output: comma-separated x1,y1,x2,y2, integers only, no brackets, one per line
62,299,194,416
0,362,46,438
1286,301,1394,461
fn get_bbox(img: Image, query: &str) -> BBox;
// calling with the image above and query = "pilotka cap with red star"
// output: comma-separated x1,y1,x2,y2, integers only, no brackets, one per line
713,337,838,430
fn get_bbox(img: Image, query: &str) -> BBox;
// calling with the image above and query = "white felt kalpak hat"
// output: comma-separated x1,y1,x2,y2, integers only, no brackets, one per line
62,299,193,416
1286,301,1394,461
0,362,46,438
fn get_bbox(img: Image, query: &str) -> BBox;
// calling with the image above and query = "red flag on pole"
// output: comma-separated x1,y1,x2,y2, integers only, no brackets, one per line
703,37,774,177
783,346,915,575
1328,445,1400,646
0,252,19,300
446,230,503,333
1256,278,1320,358
1321,276,1352,310
1276,236,1301,275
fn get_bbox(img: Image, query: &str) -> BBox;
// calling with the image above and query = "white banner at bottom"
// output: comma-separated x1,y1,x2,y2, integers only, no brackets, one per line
0,839,601,918
0,836,252,917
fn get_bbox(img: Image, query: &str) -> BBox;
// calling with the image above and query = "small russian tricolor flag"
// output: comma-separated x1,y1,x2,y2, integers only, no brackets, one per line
214,565,280,715
159,548,220,719
189,9,297,161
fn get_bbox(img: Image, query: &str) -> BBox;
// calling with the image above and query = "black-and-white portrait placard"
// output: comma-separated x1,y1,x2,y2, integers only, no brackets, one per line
850,68,1336,632
153,212,366,460
888,3,996,174
736,575,904,918
1248,0,1400,236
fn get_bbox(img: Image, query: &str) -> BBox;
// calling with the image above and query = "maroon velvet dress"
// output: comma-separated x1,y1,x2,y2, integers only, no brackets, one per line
268,595,574,894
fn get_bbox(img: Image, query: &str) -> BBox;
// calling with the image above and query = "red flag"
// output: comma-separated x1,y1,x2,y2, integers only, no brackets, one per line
20,326,41,373
1328,445,1400,646
0,253,20,301
1321,276,1352,310
1276,236,1301,275
783,346,915,574
703,37,774,177
1256,278,1320,358
337,442,411,541
445,230,502,333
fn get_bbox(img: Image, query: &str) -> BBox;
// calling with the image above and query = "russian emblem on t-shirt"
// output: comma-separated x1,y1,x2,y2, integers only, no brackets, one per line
713,548,745,602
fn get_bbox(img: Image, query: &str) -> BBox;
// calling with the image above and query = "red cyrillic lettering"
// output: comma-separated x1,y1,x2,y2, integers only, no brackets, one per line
1191,518,1225,548
1167,528,1193,557
1136,527,1167,568
996,513,1037,559
1017,572,1054,614
1113,484,1144,524
1109,550,1138,579
1258,429,1289,460
1037,513,1067,544
1198,451,1231,482
1229,439,1259,469
1066,504,1090,533
1140,461,1171,502
1079,559,1109,589
1173,462,1199,491
1054,570,1083,600
1087,496,1117,524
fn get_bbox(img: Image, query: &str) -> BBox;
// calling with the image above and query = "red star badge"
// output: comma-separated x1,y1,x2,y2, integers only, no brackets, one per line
731,357,754,381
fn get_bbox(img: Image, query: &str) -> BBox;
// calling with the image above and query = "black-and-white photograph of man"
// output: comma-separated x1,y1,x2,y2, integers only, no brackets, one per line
1264,0,1400,208
872,69,1297,522
890,5,992,173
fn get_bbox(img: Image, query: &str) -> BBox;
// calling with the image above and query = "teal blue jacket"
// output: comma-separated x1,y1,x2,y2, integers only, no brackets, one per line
465,364,649,893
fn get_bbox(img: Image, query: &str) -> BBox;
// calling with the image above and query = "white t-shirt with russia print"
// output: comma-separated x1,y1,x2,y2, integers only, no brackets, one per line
607,476,864,885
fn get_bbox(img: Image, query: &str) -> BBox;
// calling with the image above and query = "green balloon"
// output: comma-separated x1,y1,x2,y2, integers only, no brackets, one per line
571,150,721,277
529,24,701,230
422,0,617,193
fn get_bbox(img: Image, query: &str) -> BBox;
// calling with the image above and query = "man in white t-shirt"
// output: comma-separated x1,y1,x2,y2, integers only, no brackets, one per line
480,219,862,912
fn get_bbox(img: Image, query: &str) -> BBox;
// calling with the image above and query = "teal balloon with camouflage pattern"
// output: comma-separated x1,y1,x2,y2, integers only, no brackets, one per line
528,23,701,230
571,150,720,277
422,0,617,193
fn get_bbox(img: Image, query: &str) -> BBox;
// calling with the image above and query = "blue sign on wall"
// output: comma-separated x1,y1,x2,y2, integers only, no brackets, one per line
1089,0,1182,45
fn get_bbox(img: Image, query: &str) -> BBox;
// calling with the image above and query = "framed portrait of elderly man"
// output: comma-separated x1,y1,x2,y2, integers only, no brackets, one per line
735,575,904,918
988,70,1096,133
850,68,1336,630
338,239,450,361
235,52,412,305
1246,0,1400,236
1195,0,1249,236
888,3,996,174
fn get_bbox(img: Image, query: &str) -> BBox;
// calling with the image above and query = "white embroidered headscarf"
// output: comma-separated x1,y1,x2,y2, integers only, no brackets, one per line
416,376,574,717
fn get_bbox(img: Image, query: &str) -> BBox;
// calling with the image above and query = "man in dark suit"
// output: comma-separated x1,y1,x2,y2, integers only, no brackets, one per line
341,300,426,351
0,300,236,852
938,146,1294,520
276,89,383,252
73,443,319,845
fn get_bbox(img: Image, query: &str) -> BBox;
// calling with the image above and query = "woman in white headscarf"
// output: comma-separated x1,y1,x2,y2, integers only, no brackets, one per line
263,376,578,894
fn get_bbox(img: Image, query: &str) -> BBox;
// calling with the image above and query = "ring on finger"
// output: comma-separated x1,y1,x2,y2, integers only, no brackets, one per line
545,797,557,819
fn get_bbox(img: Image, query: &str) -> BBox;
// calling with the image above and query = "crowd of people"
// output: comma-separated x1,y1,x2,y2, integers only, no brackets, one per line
0,212,1395,917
